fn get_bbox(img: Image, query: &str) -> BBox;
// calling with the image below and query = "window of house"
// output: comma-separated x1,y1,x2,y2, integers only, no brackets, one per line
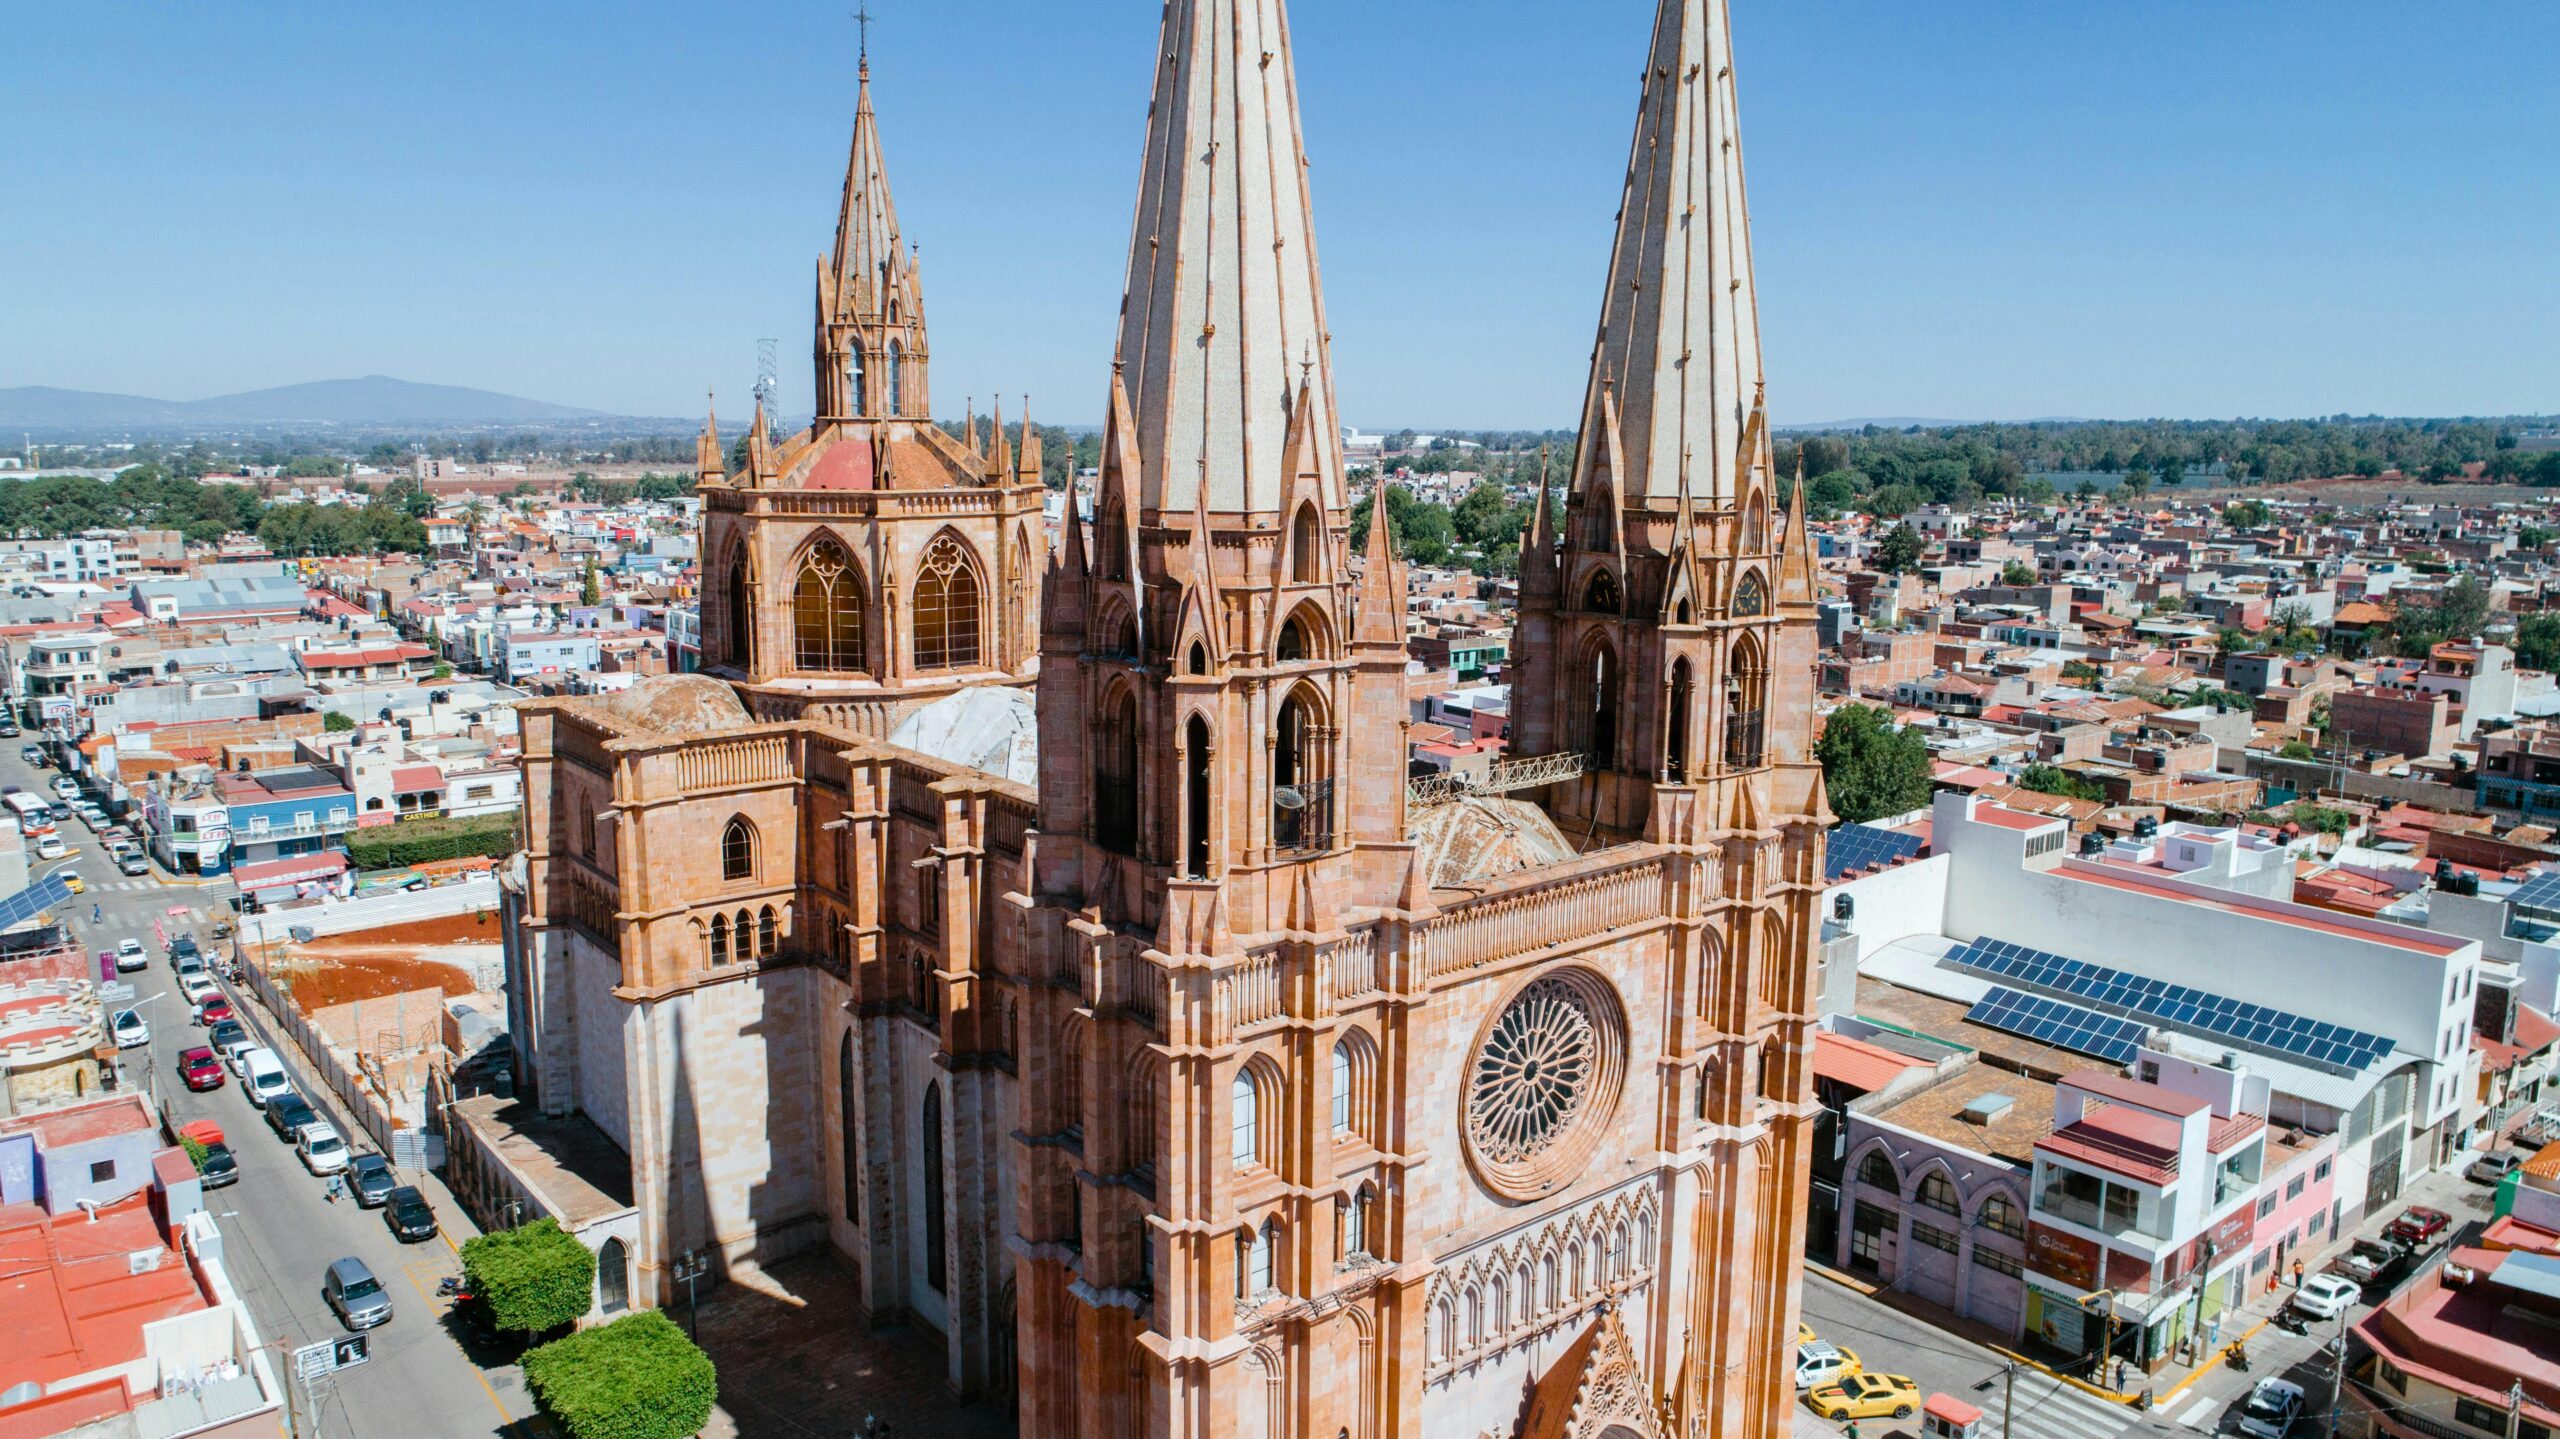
2257,1194,2278,1220
1971,1246,2022,1277
1857,1151,1900,1196
1979,1195,2024,1239
1917,1173,1959,1215
2308,1211,2326,1236
89,1160,113,1183
721,817,755,881
2314,1158,2332,1182
1910,1221,1958,1255
2286,1175,2306,1200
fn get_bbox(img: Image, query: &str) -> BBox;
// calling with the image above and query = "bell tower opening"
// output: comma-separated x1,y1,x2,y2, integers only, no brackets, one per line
1184,714,1213,878
1666,656,1693,782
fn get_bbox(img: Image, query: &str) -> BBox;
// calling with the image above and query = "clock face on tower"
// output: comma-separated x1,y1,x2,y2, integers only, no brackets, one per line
1733,571,1767,618
1462,967,1627,1201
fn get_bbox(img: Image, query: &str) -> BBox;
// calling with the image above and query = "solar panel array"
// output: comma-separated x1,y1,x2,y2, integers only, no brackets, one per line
0,874,74,932
1949,936,2396,1073
1826,823,1926,882
2510,869,2560,915
1965,986,2149,1066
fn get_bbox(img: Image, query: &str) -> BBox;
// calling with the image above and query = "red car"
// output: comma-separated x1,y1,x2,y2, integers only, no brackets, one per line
195,994,233,1027
2386,1206,2452,1246
177,1047,224,1092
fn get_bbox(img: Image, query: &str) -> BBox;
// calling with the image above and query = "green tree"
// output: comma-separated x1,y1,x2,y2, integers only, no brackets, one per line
1999,560,2039,587
461,1217,598,1334
2017,763,2106,803
1865,483,1925,519
2386,575,2490,657
322,710,356,733
582,559,602,607
1348,487,1453,567
1814,703,1933,824
2278,740,2316,760
2514,613,2560,672
2061,660,2103,686
521,1311,716,1439
1874,523,1924,575
2290,803,2353,836
2222,500,2270,530
2120,470,2152,501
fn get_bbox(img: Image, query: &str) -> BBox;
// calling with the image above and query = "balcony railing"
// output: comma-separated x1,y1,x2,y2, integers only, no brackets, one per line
236,815,355,843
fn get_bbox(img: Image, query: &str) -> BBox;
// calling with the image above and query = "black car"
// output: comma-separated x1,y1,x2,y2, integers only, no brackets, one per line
265,1093,316,1141
196,1142,239,1190
348,1154,397,1207
208,1018,248,1059
383,1186,438,1243
169,934,201,966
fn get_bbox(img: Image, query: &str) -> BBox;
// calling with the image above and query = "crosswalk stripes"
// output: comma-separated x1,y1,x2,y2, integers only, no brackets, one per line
1978,1371,2138,1439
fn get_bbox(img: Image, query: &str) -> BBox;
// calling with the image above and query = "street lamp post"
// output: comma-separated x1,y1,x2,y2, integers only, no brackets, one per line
672,1248,711,1342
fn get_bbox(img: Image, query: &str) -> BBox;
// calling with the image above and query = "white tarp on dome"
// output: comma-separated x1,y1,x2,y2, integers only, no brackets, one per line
889,686,1038,786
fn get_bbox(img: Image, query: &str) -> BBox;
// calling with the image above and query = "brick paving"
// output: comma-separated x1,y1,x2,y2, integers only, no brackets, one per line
689,1256,1014,1439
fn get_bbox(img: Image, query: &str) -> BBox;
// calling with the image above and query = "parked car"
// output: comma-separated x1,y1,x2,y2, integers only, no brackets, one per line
178,971,219,1006
59,871,83,894
2291,1273,2363,1322
2385,1206,2452,1247
178,1046,224,1091
17,746,40,766
241,1046,288,1103
210,1020,252,1066
48,778,77,801
194,1142,239,1190
348,1154,397,1207
35,837,65,860
1794,1341,1861,1390
298,1123,350,1176
2332,1238,2408,1286
1805,1374,1921,1422
2237,1377,2306,1439
114,939,147,972
177,1118,224,1150
110,1008,149,1048
383,1186,438,1243
169,934,200,966
323,1258,392,1331
2470,1150,2525,1185
195,994,233,1027
265,1093,316,1141
117,851,149,877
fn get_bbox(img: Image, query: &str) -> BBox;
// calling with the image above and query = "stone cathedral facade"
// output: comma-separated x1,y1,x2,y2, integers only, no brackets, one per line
500,2,1824,1437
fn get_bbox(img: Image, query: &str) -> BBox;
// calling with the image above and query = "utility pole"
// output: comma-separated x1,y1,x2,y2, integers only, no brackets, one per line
2325,1312,2348,1439
2512,1378,2528,1439
2002,1359,2018,1439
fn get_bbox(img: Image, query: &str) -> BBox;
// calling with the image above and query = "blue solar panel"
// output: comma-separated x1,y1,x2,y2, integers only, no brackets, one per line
2512,869,2560,915
1965,986,2148,1067
1825,823,1927,882
1946,936,2396,1074
0,874,74,932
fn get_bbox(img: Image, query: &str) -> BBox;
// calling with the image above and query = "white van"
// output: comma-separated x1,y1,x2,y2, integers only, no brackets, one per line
241,1048,289,1108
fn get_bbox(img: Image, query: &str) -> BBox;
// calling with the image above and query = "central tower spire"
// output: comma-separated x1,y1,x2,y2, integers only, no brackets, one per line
1114,0,1341,517
815,58,927,422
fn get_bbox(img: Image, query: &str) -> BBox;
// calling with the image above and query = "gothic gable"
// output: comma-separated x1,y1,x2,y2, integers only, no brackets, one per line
1518,1306,1663,1439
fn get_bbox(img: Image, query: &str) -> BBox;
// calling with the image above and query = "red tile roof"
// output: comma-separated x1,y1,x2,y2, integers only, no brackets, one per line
0,1191,205,1429
1813,1032,1928,1095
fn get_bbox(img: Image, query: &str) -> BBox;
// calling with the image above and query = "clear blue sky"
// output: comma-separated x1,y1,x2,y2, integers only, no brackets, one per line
6,1,2555,428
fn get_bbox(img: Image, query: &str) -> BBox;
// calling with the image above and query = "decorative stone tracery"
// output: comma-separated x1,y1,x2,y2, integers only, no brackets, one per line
1463,967,1628,1201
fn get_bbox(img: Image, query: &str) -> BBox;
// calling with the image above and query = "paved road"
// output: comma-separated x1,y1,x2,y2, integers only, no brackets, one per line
19,744,537,1439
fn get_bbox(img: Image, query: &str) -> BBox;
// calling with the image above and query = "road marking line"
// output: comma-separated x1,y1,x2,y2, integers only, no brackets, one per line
2178,1396,2216,1426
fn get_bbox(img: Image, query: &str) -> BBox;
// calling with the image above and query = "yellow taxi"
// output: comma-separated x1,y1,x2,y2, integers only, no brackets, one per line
61,873,85,894
1798,1321,1817,1347
1805,1372,1921,1422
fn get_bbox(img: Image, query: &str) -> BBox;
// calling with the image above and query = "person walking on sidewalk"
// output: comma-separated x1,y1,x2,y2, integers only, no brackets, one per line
2291,1258,2304,1289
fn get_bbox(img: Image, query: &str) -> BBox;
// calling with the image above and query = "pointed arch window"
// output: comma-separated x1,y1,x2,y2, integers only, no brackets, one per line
1724,634,1767,770
1250,1219,1279,1297
838,1032,859,1222
914,535,983,669
1579,640,1619,764
721,817,756,882
1290,503,1323,584
921,1082,947,1292
724,546,753,670
709,914,730,967
1231,1071,1260,1170
791,539,867,672
1666,657,1694,782
1183,714,1213,879
884,339,905,417
1095,686,1139,856
1274,685,1332,853
1858,1149,1901,1196
847,346,866,416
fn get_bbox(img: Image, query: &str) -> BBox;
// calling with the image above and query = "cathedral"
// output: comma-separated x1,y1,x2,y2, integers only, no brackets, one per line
500,1,1825,1436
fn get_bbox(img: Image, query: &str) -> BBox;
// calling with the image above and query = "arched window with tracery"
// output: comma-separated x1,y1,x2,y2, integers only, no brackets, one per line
914,535,982,669
885,339,905,416
709,914,730,966
757,905,778,958
1273,684,1330,853
1276,606,1320,663
1724,633,1767,770
721,817,755,881
724,546,753,669
1095,685,1139,856
1290,503,1322,584
1858,1148,1901,1196
791,539,866,672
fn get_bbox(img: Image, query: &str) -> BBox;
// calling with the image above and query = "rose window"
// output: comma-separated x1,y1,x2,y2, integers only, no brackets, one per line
1462,968,1626,1200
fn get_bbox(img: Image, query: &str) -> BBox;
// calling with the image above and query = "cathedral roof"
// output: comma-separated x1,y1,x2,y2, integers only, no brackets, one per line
1407,794,1581,889
886,685,1037,786
595,674,752,737
1577,0,1764,504
1113,0,1342,516
829,60,907,327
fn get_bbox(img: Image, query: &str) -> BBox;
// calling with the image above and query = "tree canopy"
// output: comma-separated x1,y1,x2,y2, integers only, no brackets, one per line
521,1311,717,1439
1814,703,1934,824
460,1217,597,1334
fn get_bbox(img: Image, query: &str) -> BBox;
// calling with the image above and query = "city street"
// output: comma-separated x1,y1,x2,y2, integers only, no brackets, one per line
15,743,538,1439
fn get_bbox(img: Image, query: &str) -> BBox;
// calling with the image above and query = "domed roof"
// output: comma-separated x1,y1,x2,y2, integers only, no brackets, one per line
888,685,1037,785
598,675,752,736
1407,794,1579,889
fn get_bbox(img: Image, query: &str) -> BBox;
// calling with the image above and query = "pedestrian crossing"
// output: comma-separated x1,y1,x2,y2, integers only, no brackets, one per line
89,878,164,894
1790,1370,2134,1439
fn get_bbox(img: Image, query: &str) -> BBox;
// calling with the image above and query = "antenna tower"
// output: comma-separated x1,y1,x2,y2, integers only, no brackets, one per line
754,338,781,440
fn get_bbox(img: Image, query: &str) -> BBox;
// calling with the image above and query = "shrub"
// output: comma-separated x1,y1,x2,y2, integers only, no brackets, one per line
522,1311,717,1439
343,811,521,870
460,1217,597,1334
322,710,357,732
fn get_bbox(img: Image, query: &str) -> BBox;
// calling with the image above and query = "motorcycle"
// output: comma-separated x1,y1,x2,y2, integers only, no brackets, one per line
2225,1341,2250,1373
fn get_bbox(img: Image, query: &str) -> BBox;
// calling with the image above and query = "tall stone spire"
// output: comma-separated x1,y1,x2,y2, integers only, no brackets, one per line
815,57,928,422
1114,0,1339,517
1575,0,1764,505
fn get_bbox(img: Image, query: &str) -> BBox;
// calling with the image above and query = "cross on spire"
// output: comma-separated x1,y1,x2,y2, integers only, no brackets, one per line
854,3,874,68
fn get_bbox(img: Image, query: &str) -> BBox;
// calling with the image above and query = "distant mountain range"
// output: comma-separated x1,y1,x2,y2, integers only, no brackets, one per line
0,376,615,430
